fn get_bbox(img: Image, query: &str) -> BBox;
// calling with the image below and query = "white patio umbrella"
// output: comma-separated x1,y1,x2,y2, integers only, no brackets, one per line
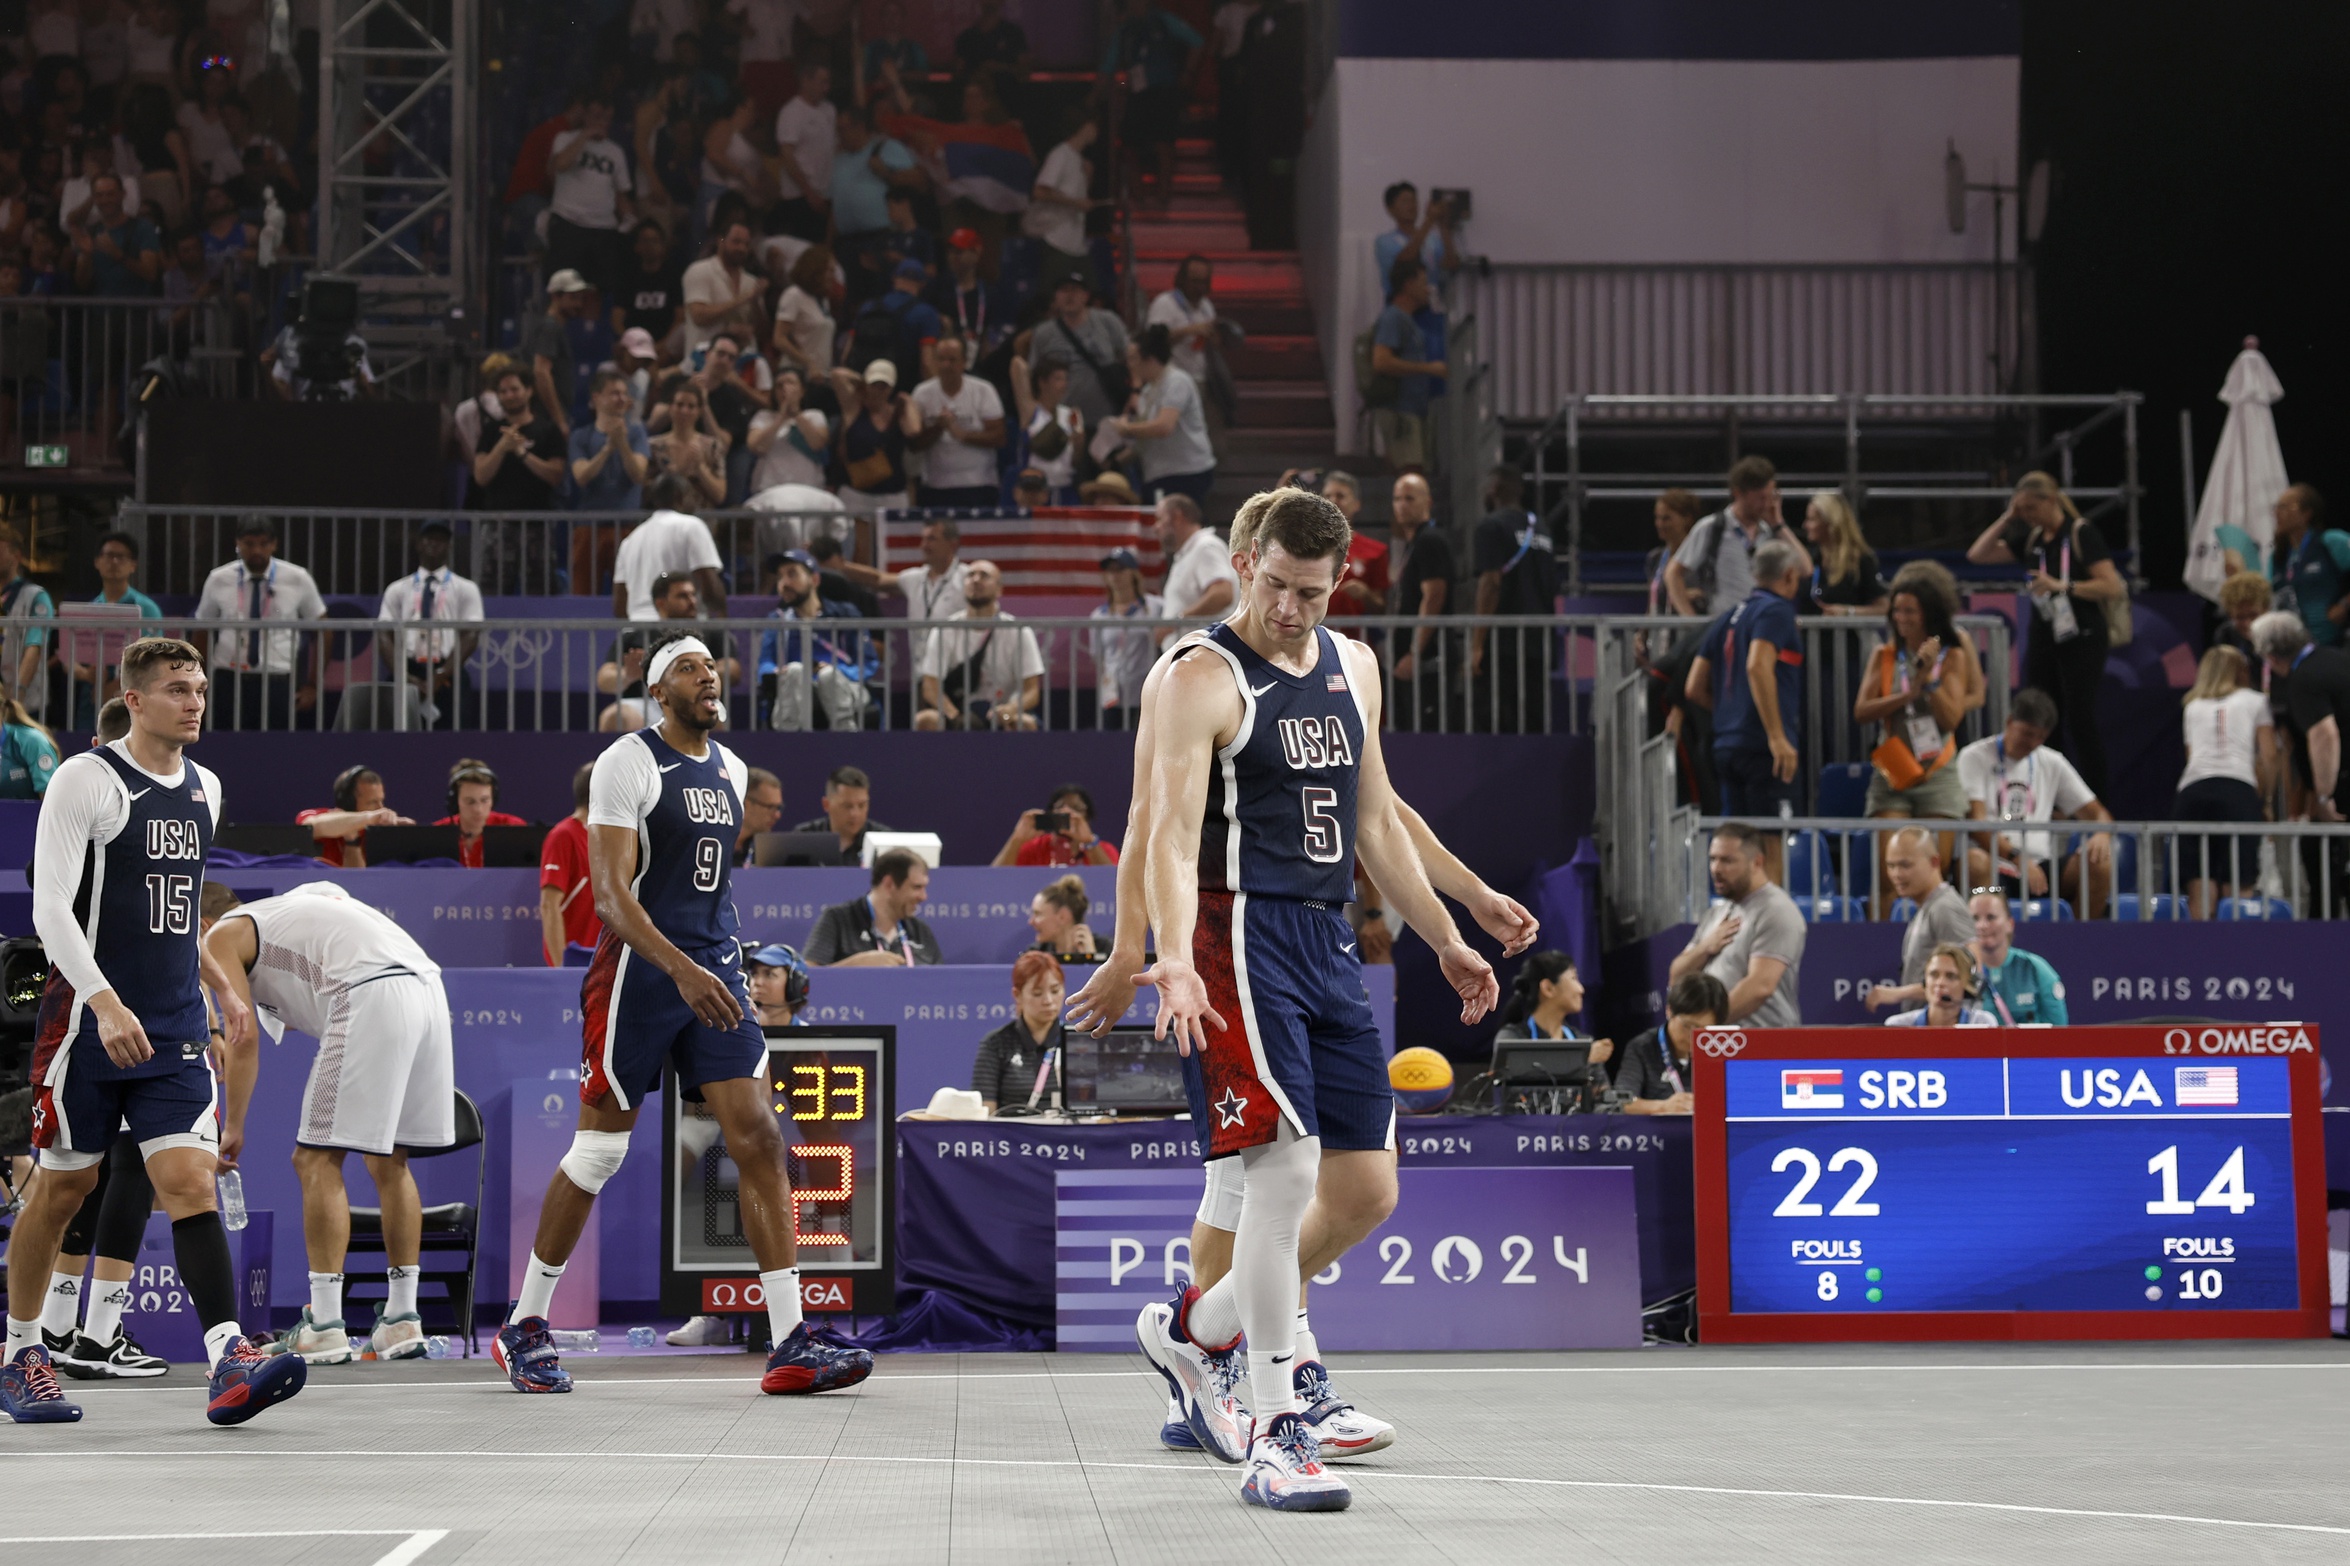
2185,336,2288,602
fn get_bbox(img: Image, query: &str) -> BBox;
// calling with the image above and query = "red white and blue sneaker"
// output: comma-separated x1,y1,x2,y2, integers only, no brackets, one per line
1295,1361,1394,1459
206,1336,308,1425
1160,1393,1202,1450
1135,1288,1248,1463
760,1322,874,1394
1239,1411,1352,1511
491,1316,573,1393
2,1344,84,1423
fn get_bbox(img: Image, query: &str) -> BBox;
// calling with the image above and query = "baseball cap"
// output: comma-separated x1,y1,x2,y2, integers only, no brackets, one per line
1015,467,1050,489
619,326,655,356
547,268,593,294
1099,547,1140,571
780,549,818,571
893,258,928,282
748,943,804,969
948,227,981,251
863,358,899,387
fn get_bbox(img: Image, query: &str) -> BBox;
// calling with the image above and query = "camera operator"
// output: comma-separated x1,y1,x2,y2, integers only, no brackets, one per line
263,311,375,402
992,782,1118,867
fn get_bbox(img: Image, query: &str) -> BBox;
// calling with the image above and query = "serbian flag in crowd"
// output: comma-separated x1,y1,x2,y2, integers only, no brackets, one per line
879,112,1035,215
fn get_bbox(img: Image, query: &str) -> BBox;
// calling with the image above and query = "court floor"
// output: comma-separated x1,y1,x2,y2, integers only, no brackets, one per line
4,1339,2348,1565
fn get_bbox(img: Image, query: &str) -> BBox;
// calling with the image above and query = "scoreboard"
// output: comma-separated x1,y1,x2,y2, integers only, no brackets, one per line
1693,1025,2328,1341
661,1027,896,1319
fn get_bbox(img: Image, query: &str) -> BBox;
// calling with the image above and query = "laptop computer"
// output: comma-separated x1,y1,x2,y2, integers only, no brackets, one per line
753,831,849,867
1491,1038,1594,1087
1062,1029,1192,1115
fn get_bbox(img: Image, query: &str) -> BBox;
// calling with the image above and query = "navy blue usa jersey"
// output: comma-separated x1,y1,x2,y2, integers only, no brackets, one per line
1193,622,1365,904
586,727,746,950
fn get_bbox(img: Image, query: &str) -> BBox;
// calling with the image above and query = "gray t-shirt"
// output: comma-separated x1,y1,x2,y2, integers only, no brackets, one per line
1671,511,1800,616
1690,880,1806,1027
1137,364,1213,481
1899,881,1975,986
1031,309,1130,424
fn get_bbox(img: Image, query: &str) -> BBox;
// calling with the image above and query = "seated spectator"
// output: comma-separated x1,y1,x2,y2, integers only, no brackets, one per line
2266,484,2345,647
830,358,922,519
995,783,1119,867
1367,257,1444,469
568,368,652,511
1956,688,2115,915
745,943,811,1027
2251,610,2350,912
375,519,484,732
602,570,732,732
298,766,413,868
1492,952,1614,1102
806,534,882,616
1883,944,1997,1027
1854,564,1982,824
760,550,874,732
433,759,527,869
0,693,59,799
1014,467,1053,509
1668,822,1804,1026
192,514,328,730
1969,890,2067,1025
805,847,942,966
1684,539,1806,821
1090,548,1164,722
2176,645,2277,917
745,367,833,496
1666,455,1808,618
1028,873,1098,957
1865,829,1973,1013
1010,354,1084,504
909,336,1007,508
791,764,892,862
972,950,1066,1114
64,530,161,727
2214,570,2272,670
539,761,601,965
732,767,783,867
914,559,1045,730
613,474,728,620
1797,490,1888,616
1614,972,1727,1116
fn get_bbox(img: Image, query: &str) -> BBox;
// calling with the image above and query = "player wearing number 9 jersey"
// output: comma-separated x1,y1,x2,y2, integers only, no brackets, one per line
494,632,870,1398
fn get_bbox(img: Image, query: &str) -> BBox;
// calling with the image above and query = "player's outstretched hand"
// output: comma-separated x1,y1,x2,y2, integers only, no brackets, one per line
1066,949,1144,1037
1437,941,1499,1025
1468,887,1540,957
676,962,745,1030
92,992,153,1069
1134,959,1227,1057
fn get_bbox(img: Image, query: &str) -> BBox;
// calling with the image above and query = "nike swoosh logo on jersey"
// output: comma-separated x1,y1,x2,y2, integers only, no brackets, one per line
1251,681,1277,697
658,763,683,773
127,788,152,800
1340,942,1355,954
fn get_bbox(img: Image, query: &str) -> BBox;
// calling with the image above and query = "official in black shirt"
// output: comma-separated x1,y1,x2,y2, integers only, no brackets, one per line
1388,472,1456,730
1614,972,1728,1116
2255,608,2350,912
971,951,1066,1113
804,848,942,966
1470,466,1559,733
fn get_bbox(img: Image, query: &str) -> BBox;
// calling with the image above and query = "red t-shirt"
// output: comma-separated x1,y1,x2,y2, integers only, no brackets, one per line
1014,834,1119,868
295,806,364,868
537,815,601,960
434,811,530,868
506,114,571,202
1336,535,1390,617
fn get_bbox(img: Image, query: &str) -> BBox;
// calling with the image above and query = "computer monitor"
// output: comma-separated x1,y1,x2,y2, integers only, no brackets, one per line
360,825,462,864
1062,1029,1192,1114
213,824,323,859
754,831,849,867
478,824,550,867
1491,1038,1593,1087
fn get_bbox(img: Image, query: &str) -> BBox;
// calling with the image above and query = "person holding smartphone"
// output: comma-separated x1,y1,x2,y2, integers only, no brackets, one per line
992,781,1119,867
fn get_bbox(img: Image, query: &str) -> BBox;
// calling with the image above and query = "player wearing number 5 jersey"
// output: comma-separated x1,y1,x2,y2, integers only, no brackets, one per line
1133,489,1498,1511
495,633,870,1397
4,638,306,1428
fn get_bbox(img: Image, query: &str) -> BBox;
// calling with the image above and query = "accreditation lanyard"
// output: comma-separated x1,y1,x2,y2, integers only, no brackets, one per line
1985,961,2017,1028
1991,735,2040,821
863,896,915,965
1654,1027,1685,1094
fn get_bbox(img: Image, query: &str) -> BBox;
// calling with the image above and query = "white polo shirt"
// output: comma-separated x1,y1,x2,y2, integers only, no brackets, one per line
193,557,327,674
1161,525,1238,618
378,565,485,664
614,510,725,620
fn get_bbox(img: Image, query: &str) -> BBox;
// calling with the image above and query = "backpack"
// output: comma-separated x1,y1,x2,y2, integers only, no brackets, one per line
1354,324,1399,408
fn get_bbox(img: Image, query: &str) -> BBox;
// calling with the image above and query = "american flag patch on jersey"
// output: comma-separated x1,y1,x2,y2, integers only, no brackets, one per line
189,789,206,802
1326,674,1348,692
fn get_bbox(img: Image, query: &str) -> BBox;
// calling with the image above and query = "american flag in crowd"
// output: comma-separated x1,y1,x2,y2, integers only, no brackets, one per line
881,508,1163,600
2174,1066,2239,1106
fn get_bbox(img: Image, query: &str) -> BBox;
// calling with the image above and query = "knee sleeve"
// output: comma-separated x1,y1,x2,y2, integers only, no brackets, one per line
91,1138,153,1264
1196,1154,1245,1232
557,1129,631,1195
60,1173,106,1254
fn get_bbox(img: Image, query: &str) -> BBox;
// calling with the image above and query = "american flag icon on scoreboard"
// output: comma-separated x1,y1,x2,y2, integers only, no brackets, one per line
2174,1066,2239,1106
1781,1069,1845,1109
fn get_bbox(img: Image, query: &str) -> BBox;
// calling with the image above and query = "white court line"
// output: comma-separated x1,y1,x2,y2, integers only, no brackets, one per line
8,1451,2345,1541
0,1528,448,1566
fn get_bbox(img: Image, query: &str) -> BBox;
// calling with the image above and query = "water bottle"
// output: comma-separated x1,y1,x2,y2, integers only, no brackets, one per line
627,1326,657,1349
424,1336,453,1360
217,1169,247,1231
549,1329,600,1352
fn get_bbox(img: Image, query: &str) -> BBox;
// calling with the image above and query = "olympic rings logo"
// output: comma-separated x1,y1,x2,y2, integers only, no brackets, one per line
1697,1030,1747,1057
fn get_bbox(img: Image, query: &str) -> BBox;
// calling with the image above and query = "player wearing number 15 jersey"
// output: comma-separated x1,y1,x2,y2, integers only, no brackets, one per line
494,633,870,1397
4,638,306,1427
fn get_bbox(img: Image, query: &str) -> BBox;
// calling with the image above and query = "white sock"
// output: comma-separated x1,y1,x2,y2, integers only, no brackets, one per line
1294,1307,1320,1371
386,1265,420,1318
41,1270,82,1336
6,1316,40,1357
510,1252,566,1325
203,1320,244,1365
1230,1131,1320,1423
1186,1274,1242,1348
309,1271,344,1325
762,1267,804,1341
85,1281,129,1347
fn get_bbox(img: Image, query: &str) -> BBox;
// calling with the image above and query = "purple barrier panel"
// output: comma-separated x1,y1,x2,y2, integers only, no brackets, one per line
204,867,549,969
1053,1166,1641,1352
119,1210,275,1363
510,1076,599,1329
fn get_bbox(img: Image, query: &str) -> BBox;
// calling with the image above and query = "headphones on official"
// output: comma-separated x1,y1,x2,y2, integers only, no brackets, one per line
743,943,811,1010
447,760,498,815
333,765,375,812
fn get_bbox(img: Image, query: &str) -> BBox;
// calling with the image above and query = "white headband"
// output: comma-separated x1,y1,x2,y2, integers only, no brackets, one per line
645,636,712,690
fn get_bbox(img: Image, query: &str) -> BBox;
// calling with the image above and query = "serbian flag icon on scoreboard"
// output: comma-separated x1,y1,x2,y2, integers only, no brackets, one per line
1780,1069,1845,1109
2174,1066,2240,1106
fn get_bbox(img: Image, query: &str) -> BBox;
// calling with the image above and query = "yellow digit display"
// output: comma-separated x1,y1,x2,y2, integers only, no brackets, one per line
831,1064,867,1121
790,1063,826,1121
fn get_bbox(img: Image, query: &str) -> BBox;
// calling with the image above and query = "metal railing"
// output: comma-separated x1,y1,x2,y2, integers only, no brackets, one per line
1430,298,1503,529
0,297,244,473
34,612,1594,736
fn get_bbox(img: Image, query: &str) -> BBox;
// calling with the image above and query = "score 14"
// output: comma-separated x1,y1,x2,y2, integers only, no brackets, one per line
2145,1145,2254,1216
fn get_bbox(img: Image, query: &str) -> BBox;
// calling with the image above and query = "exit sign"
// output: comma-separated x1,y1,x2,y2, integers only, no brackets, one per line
23,445,66,468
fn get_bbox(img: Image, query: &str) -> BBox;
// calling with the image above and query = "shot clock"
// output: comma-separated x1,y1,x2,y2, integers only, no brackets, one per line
661,1027,897,1318
1693,1026,2327,1342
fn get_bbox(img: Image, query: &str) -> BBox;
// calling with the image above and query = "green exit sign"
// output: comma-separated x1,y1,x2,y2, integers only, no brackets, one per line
23,444,66,468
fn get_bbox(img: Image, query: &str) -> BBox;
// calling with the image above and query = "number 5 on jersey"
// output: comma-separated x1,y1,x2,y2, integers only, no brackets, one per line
1302,786,1343,864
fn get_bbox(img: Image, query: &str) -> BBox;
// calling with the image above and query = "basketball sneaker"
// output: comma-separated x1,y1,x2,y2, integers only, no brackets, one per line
58,1325,169,1380
273,1307,355,1365
206,1337,308,1425
667,1314,731,1346
1135,1288,1248,1463
369,1313,429,1361
1,1345,83,1423
760,1322,874,1394
1295,1361,1394,1459
1239,1411,1351,1511
1160,1393,1201,1450
492,1316,573,1393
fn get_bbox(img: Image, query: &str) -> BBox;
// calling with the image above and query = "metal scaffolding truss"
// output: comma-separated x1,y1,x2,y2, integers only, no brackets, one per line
317,0,476,375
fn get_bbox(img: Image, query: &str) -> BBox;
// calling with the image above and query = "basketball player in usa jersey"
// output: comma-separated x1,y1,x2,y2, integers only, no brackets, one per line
4,638,306,1426
494,634,871,1396
1133,489,1498,1510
